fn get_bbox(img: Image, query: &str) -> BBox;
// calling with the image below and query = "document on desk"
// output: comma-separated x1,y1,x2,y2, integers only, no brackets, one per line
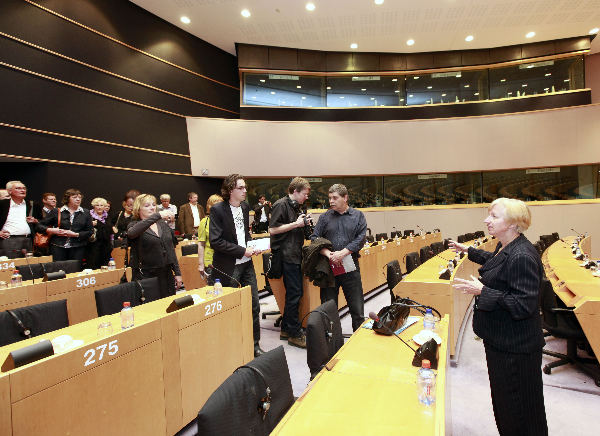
247,238,270,252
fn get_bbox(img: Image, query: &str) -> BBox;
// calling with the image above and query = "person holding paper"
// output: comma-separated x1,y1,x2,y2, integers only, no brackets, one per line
310,184,367,331
269,177,312,348
209,174,264,357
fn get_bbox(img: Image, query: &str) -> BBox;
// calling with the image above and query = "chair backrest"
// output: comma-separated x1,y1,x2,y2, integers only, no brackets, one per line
197,346,294,436
0,300,69,346
474,230,485,238
375,233,387,241
539,279,582,338
419,245,432,263
94,277,161,316
457,234,466,243
403,230,414,237
540,235,555,249
532,241,544,256
465,232,476,241
17,260,81,281
551,232,560,241
306,300,344,380
430,242,444,255
386,260,402,295
443,238,451,250
181,244,199,256
365,235,374,243
405,251,421,274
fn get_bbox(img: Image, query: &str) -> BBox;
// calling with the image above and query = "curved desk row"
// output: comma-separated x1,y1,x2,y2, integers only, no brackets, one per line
543,236,600,359
0,256,53,283
0,286,254,436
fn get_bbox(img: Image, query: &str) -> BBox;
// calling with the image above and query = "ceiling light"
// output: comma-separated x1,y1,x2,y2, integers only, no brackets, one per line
474,92,479,96
526,65,534,69
297,85,302,89
414,76,419,79
522,84,527,87
339,96,345,98
370,97,375,100
400,98,404,101
350,43,358,49
564,79,569,82
241,9,251,18
306,3,316,12
361,88,366,91
508,92,512,95
301,96,306,99
260,79,265,83
500,78,506,82
545,73,551,76
251,96,256,99
465,35,474,42
409,94,413,98
464,84,470,88
525,31,535,38
543,88,549,91
589,28,599,35
427,86,432,89
394,90,400,93
180,16,191,24
456,73,462,78
327,86,331,90
441,93,447,97
406,39,415,46
374,0,384,5
270,91,276,94
392,78,398,82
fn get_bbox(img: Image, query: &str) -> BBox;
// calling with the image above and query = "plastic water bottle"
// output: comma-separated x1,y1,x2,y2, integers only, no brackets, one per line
11,270,22,287
417,359,436,406
447,260,454,273
108,258,116,271
423,308,435,330
120,302,134,329
213,279,223,296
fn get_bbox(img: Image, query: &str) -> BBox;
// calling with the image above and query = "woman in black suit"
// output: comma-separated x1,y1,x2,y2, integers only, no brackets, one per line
450,197,547,436
37,188,93,264
127,194,182,298
86,197,113,269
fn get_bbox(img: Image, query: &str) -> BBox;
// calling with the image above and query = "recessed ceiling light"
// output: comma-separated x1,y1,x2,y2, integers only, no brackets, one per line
589,28,599,35
414,76,419,79
339,96,345,98
327,86,331,90
260,79,265,83
543,88,549,91
406,39,415,46
374,0,384,5
350,43,358,49
180,16,191,24
526,65,534,69
465,35,474,42
400,98,404,101
441,93,447,97
508,92,512,95
392,78,398,82
361,88,366,91
522,84,527,87
456,73,462,78
252,96,256,99
306,3,316,12
297,85,302,89
301,96,306,99
270,91,276,94
545,73,551,76
526,31,535,38
370,97,375,100
464,84,470,88
564,79,569,82
500,78,506,82
241,9,251,18
409,94,413,98
427,86,432,89
474,92,479,96
394,90,399,93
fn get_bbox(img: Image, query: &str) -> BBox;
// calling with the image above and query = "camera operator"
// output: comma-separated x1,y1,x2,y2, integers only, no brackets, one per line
252,195,271,234
269,177,312,348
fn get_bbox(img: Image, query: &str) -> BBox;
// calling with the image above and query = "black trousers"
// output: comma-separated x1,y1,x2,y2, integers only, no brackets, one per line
50,244,86,263
256,221,269,233
231,260,261,342
134,265,176,298
0,236,32,258
484,342,548,436
281,261,303,337
320,269,364,331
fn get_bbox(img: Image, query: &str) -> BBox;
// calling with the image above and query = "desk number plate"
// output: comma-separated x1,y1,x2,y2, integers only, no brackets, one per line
76,276,97,288
83,339,118,367
204,300,223,316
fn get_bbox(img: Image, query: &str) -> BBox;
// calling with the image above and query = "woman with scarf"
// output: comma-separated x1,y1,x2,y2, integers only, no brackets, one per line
86,197,113,269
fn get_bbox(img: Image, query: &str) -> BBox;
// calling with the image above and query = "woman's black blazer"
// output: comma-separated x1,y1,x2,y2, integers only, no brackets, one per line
37,207,93,248
469,234,545,353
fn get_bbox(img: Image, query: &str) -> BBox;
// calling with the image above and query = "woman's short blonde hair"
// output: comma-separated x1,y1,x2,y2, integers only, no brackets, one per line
91,197,107,207
206,194,223,214
132,194,156,219
489,197,531,233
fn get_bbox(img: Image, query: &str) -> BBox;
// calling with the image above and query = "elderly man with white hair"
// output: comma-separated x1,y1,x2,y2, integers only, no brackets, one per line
0,181,37,258
156,193,177,230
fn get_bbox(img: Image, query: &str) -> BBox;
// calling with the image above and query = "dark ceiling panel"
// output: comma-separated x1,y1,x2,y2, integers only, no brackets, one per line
269,47,298,70
352,53,379,71
326,52,354,71
237,44,269,68
298,49,327,71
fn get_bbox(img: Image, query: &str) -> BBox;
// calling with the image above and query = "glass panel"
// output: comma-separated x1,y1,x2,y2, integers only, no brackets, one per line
243,73,325,107
405,70,489,106
489,56,584,100
326,76,405,107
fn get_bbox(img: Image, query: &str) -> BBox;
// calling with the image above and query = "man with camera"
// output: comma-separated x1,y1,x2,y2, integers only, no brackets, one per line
252,195,271,234
269,177,312,348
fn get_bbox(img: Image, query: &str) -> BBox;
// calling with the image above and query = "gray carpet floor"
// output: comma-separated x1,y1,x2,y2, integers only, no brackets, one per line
258,291,600,435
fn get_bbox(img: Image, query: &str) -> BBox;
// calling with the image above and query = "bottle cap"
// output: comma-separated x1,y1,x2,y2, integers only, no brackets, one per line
123,302,131,308
422,359,431,369
425,308,432,314
215,279,221,283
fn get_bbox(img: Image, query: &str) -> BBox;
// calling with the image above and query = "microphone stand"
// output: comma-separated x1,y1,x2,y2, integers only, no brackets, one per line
207,264,242,288
21,249,35,284
368,312,417,352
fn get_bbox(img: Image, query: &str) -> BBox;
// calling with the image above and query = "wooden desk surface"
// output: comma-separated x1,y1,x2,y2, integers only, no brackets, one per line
272,315,449,435
0,256,53,282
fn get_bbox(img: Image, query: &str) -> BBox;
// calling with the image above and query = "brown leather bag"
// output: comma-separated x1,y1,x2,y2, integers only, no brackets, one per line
34,210,60,248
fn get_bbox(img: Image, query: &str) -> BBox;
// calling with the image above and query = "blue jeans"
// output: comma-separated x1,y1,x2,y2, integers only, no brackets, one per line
320,269,365,331
281,261,303,337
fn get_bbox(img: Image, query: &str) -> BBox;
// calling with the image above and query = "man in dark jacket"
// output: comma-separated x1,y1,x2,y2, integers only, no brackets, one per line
0,181,37,258
209,174,264,357
252,195,271,234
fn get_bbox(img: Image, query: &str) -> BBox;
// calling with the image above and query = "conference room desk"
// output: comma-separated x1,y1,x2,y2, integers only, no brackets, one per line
268,233,443,328
393,238,498,358
0,268,131,324
0,285,254,436
272,314,450,435
543,236,600,359
0,255,53,283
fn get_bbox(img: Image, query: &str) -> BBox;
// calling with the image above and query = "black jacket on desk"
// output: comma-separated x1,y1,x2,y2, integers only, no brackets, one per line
0,199,34,233
209,201,250,280
127,213,181,275
469,234,545,353
37,207,93,248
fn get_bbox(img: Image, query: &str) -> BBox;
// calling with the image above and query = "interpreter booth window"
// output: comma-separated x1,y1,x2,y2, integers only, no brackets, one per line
405,70,489,106
488,55,584,100
383,173,482,206
481,165,596,202
243,73,326,107
326,76,406,107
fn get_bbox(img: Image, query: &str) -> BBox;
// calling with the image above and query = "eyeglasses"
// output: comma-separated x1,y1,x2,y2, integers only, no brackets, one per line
234,186,247,191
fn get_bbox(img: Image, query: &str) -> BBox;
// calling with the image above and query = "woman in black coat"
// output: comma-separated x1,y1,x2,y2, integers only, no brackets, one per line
37,188,93,264
450,197,547,436
127,194,182,298
86,197,113,269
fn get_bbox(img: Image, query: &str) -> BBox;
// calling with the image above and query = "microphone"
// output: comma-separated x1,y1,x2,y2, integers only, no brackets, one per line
571,228,584,237
21,248,35,284
207,264,241,288
369,312,417,352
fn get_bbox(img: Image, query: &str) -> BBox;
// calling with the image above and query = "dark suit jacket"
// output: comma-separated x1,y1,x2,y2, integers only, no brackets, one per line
469,234,545,353
252,202,271,223
37,207,94,248
127,213,181,275
177,203,205,235
0,198,34,234
209,201,250,283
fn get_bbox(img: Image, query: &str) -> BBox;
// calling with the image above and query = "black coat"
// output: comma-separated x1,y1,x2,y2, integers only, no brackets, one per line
0,198,34,234
469,234,545,353
302,237,335,288
209,201,250,281
86,216,113,269
36,207,94,248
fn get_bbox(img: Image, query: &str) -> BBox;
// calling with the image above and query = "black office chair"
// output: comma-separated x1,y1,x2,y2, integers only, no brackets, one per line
419,245,432,263
17,260,81,281
375,232,388,241
540,235,555,250
474,230,485,238
532,241,544,257
403,230,414,237
181,244,199,256
0,300,69,347
405,252,421,274
465,232,476,241
551,232,560,241
306,300,344,380
430,241,444,255
365,235,375,244
539,279,600,386
457,234,466,243
197,346,295,435
94,277,161,316
443,238,451,250
386,260,402,300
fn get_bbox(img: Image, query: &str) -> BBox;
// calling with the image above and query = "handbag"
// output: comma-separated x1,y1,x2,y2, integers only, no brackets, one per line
34,209,61,248
372,302,410,335
266,249,283,279
88,227,97,243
